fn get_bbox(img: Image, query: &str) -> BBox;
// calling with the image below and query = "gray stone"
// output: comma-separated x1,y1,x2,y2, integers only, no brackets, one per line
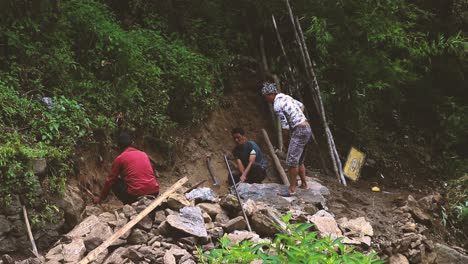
202,212,212,223
82,206,103,217
123,204,137,218
207,227,224,239
62,239,86,263
45,244,63,261
433,243,468,264
219,194,241,212
135,215,153,230
67,215,100,238
389,253,409,264
236,182,327,211
307,210,342,239
98,212,116,224
0,216,12,236
0,236,17,253
242,199,258,216
226,230,262,245
92,248,108,264
185,188,217,203
55,183,85,227
223,216,247,233
1,254,15,264
157,221,171,236
124,248,144,262
337,217,373,237
251,208,283,237
128,229,149,244
215,212,230,225
83,222,113,251
166,207,208,238
406,195,431,224
103,247,128,264
154,210,166,225
167,193,191,210
197,203,223,219
163,251,176,264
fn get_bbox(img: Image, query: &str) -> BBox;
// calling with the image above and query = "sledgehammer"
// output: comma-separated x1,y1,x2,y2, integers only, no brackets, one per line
206,156,219,186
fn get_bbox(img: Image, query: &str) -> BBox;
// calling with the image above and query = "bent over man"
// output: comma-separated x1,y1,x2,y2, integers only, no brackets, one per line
230,127,267,184
261,82,312,196
94,132,159,204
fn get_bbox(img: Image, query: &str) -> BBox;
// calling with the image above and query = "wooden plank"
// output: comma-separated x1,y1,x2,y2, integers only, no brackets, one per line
22,205,39,257
261,129,289,185
79,177,188,264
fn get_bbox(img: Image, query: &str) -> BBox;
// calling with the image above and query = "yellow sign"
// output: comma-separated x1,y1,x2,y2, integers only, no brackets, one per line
343,147,366,181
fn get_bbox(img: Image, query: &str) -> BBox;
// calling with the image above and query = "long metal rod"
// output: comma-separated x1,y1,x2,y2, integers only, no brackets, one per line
224,155,252,232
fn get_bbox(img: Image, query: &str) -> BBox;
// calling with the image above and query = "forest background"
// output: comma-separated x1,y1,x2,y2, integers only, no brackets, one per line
0,0,466,235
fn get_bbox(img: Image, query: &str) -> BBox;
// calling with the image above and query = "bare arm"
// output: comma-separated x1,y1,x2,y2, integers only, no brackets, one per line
236,159,245,173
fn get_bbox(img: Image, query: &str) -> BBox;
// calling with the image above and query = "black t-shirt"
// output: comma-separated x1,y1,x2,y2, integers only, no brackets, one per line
233,141,266,169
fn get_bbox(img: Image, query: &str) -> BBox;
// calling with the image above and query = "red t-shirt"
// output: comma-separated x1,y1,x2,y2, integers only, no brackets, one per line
101,147,159,199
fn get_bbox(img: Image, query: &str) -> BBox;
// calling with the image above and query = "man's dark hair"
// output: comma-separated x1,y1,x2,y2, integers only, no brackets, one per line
117,132,132,150
231,127,245,135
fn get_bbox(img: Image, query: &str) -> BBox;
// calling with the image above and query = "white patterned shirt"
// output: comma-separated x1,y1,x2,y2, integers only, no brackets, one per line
273,93,307,129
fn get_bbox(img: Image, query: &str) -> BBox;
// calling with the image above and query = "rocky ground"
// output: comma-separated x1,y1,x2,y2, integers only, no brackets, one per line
3,177,467,264
1,79,466,263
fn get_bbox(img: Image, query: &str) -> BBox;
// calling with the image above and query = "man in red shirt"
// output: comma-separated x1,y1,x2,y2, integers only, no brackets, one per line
93,132,159,204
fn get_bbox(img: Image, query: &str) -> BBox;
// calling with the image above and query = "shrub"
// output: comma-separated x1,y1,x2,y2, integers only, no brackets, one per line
198,215,382,264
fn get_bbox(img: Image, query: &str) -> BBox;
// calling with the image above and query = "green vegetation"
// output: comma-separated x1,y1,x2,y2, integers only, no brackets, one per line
0,0,230,223
198,215,382,264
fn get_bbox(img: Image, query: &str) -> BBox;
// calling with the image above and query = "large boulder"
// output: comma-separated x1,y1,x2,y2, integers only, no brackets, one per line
0,216,12,236
197,203,224,219
166,193,191,211
185,188,217,203
307,210,342,239
55,182,85,228
406,195,431,225
433,243,468,264
67,215,100,238
236,182,327,211
166,207,208,238
250,207,284,237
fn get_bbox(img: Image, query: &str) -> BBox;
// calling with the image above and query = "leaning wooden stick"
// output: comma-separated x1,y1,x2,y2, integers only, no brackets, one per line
22,205,39,257
79,176,188,264
261,128,289,185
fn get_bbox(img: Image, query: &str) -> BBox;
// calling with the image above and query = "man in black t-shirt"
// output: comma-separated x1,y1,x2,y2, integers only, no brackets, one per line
230,127,267,184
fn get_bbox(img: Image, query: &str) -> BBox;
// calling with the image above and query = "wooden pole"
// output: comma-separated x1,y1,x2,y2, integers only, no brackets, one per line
22,205,39,258
271,14,300,98
261,128,289,185
294,14,347,186
79,177,188,264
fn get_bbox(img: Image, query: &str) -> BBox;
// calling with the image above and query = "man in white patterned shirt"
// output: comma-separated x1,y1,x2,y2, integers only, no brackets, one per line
262,82,312,196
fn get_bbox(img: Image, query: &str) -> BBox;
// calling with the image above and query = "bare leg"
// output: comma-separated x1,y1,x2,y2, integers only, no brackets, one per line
298,164,309,189
288,166,298,194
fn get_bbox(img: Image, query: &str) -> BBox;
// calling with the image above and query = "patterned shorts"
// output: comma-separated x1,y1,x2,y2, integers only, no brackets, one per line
286,125,312,167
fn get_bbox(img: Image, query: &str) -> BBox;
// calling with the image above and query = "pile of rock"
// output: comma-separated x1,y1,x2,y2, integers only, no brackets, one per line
11,186,289,264
378,194,468,264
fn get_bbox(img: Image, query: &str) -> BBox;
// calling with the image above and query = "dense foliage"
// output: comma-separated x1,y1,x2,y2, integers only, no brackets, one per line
0,0,466,234
0,0,230,221
198,215,382,264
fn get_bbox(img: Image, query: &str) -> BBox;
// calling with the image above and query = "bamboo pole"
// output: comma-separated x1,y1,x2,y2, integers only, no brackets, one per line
79,177,188,264
22,205,39,258
272,14,300,97
261,128,289,185
294,15,347,186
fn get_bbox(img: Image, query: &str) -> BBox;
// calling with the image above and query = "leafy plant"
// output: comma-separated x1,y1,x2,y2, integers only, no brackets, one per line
198,215,382,264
